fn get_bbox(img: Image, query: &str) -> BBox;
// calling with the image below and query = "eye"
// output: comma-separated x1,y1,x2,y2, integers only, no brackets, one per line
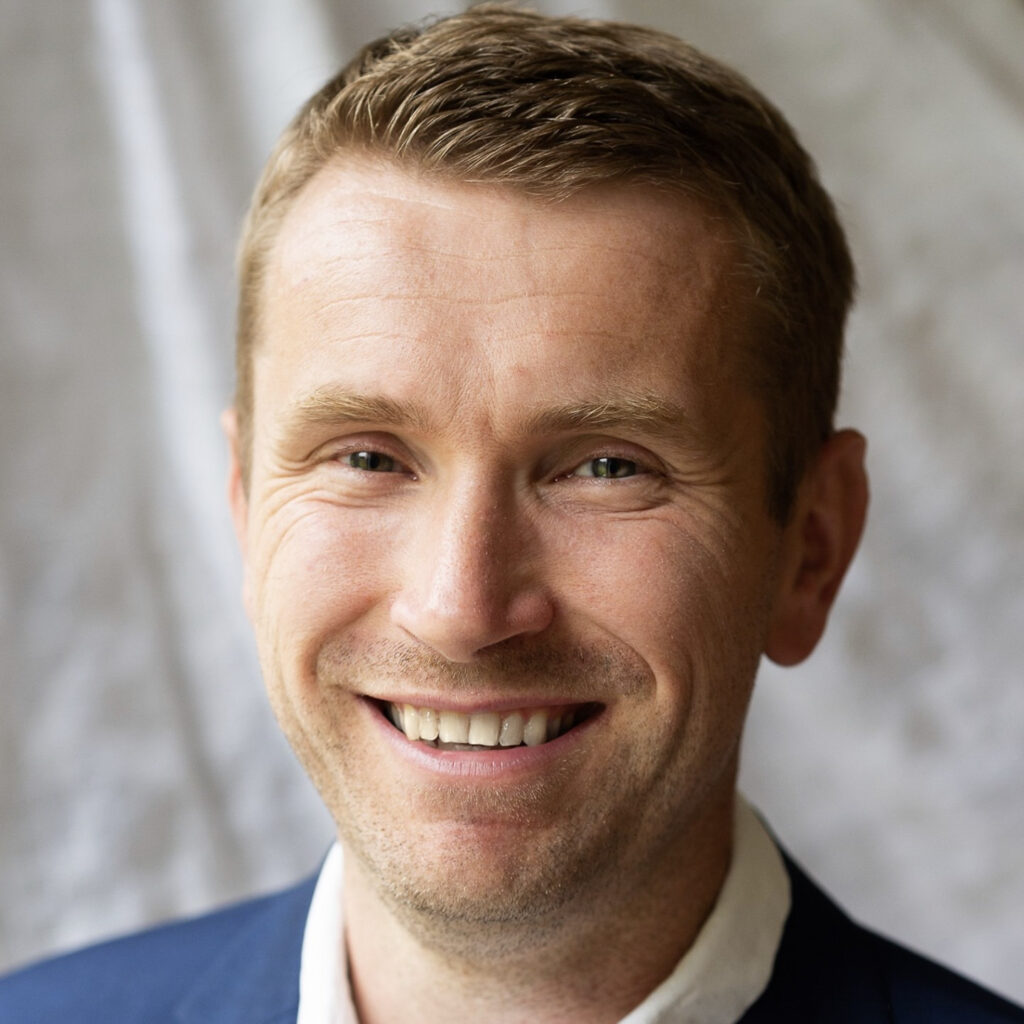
572,456,641,479
345,450,400,472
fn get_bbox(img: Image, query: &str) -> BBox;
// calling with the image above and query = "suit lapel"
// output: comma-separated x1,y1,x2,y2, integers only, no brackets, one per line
174,876,316,1024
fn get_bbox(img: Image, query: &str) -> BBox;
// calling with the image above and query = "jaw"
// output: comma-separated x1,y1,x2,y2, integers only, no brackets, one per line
340,746,741,992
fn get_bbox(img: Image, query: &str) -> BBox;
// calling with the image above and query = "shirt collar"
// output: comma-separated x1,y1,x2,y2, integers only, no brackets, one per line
297,796,790,1024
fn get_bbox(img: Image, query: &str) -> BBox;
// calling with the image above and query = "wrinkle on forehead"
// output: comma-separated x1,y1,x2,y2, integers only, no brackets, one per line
259,158,757,441
270,155,740,286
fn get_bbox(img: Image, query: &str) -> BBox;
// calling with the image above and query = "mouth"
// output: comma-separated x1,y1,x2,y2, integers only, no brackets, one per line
377,700,602,751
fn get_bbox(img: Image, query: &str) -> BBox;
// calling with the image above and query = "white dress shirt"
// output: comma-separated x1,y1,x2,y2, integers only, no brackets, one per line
297,796,790,1024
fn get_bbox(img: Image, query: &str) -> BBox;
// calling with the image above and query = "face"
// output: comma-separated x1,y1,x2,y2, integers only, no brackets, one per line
230,159,794,935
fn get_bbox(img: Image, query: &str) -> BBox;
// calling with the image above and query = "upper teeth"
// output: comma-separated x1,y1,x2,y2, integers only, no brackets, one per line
388,703,577,749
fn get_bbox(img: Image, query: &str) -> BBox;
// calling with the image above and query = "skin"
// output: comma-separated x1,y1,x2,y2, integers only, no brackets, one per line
225,158,868,1023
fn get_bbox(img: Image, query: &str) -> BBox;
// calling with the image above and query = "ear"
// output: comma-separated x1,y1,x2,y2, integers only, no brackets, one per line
221,408,253,619
764,429,869,666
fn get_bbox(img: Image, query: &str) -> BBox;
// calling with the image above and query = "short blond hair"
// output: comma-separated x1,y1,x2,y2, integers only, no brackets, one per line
236,4,854,520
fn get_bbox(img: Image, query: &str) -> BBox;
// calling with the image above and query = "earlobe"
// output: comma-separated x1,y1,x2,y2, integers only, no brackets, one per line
764,429,869,667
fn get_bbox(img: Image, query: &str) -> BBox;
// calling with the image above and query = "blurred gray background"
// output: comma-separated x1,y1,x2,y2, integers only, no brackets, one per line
2,0,1022,1003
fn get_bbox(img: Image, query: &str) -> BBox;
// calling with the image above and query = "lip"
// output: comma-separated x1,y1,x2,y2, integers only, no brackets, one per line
361,696,603,780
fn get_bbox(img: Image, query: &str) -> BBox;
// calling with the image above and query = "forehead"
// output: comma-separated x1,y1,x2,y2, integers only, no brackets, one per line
258,158,753,434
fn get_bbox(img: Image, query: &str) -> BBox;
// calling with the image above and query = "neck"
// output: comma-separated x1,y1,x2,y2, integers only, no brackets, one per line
343,789,735,1024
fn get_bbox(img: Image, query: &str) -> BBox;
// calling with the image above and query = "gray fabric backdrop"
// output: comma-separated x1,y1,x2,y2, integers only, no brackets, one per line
2,0,1022,1005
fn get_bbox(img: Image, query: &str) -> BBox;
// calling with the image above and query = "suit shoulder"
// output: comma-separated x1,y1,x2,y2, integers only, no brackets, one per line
0,876,316,1024
749,849,1024,1023
872,933,1024,1023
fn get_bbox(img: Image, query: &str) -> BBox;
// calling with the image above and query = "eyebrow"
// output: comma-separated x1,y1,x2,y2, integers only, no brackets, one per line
280,387,697,446
284,387,431,434
524,394,697,444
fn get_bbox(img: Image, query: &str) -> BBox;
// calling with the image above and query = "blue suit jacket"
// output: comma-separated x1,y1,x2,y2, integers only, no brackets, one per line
2,853,1022,1023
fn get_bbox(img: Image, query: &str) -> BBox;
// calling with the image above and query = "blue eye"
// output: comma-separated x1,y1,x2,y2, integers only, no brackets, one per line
575,457,639,479
346,451,398,472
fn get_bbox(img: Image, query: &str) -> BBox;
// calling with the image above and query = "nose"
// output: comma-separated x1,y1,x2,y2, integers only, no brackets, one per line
389,479,554,662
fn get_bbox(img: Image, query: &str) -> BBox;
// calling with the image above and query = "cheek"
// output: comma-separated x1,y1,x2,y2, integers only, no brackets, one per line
247,501,393,674
568,516,748,646
566,513,773,705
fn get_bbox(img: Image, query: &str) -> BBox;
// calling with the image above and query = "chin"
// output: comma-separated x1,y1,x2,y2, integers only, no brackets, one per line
347,812,619,936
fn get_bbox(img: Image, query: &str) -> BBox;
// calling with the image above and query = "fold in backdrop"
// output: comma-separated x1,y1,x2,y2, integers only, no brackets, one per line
2,0,1022,1004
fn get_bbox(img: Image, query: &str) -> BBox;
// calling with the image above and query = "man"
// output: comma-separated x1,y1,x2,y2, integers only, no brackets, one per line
2,5,1021,1022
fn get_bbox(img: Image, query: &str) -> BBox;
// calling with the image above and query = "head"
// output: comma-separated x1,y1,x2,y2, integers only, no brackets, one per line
235,4,854,524
225,5,868,963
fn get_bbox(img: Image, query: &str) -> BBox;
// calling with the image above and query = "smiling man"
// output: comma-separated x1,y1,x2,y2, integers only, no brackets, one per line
3,5,1023,1024
234,163,799,1022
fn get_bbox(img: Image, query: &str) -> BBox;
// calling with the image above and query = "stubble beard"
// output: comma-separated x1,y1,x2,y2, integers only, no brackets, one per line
308,636,672,961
